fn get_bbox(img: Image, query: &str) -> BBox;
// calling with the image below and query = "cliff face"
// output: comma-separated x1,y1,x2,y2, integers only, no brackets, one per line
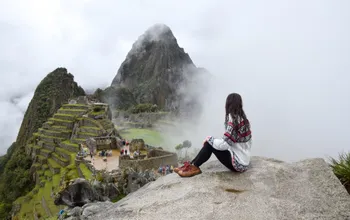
94,87,137,111
0,68,85,219
111,24,208,112
79,157,350,220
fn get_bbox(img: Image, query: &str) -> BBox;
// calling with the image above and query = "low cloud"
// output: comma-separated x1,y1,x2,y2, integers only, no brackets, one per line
0,0,349,162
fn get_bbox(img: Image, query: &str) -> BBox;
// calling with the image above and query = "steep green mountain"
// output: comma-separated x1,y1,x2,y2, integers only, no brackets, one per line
110,24,208,112
16,68,85,148
12,102,116,220
0,68,85,219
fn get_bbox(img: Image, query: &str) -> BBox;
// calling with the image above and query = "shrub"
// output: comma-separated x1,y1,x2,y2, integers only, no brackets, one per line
96,171,105,182
175,144,183,151
329,152,350,194
129,103,158,114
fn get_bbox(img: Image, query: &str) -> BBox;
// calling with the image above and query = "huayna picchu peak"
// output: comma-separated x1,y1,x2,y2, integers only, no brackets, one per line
111,24,207,112
0,68,85,219
14,97,119,218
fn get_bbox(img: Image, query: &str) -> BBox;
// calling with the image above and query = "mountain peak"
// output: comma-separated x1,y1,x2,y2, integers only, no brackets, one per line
126,23,178,58
145,23,174,37
143,23,174,42
110,24,200,111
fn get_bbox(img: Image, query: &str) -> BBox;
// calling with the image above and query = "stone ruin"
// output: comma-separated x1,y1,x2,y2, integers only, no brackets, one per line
69,96,89,105
119,148,178,172
86,137,97,154
85,136,120,153
130,139,145,151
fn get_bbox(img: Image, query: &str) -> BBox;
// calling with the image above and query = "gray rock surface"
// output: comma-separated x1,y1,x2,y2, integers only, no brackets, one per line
67,207,83,217
81,202,113,220
54,178,98,207
85,156,350,220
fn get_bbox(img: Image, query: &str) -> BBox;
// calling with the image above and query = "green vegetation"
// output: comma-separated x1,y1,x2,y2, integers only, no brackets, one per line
0,67,128,218
78,117,101,127
62,103,88,108
51,125,69,131
55,147,72,157
111,193,126,203
44,170,52,178
79,163,92,179
80,126,100,130
61,165,79,186
128,103,158,114
54,113,75,117
52,152,69,163
90,110,106,116
11,101,99,218
16,177,64,219
61,140,79,147
49,118,73,123
42,164,49,170
79,132,98,137
0,144,33,219
48,159,60,169
330,152,350,193
16,68,85,149
120,128,164,146
93,106,103,112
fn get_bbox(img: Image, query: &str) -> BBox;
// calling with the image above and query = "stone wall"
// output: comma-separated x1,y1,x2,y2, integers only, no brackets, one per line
95,137,119,150
68,96,89,105
119,150,178,172
146,149,171,157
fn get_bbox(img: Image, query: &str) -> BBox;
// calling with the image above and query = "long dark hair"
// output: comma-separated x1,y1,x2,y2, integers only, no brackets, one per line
225,93,248,125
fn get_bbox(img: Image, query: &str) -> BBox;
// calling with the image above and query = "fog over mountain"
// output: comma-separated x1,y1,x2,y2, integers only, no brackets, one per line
0,0,349,162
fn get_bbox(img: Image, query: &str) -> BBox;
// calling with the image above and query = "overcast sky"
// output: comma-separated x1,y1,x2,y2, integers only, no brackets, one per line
0,0,349,161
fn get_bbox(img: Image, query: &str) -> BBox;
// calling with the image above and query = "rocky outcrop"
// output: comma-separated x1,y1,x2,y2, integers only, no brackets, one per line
55,169,158,209
80,157,350,220
110,24,209,112
54,178,99,207
94,87,137,111
54,178,122,208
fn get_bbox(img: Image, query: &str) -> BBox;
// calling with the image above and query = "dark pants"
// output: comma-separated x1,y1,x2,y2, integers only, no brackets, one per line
191,142,236,171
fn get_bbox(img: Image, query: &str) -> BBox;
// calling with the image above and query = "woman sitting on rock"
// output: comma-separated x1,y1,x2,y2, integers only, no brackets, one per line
175,93,252,177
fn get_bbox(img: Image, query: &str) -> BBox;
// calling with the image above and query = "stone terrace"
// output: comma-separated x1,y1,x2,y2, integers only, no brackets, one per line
22,102,114,219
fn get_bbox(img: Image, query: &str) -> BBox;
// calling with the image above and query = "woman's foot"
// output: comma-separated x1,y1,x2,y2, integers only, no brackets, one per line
174,161,191,173
178,164,202,177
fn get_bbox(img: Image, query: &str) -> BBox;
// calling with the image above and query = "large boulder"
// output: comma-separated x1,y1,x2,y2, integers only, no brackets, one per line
84,156,350,220
54,178,98,207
